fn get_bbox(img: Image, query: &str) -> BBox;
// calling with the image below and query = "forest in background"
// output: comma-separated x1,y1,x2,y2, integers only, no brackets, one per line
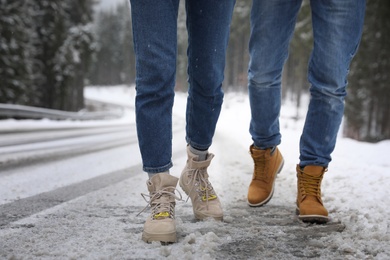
1,0,389,142
0,0,95,111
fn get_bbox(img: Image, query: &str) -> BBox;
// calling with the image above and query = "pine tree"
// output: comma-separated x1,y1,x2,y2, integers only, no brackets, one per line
88,2,135,87
0,1,36,104
54,0,96,111
345,0,390,141
117,3,135,85
90,10,123,85
32,0,95,111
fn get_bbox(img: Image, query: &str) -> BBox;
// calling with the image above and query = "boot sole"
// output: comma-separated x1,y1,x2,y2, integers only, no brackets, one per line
247,159,284,207
142,231,177,243
194,212,223,221
295,208,329,224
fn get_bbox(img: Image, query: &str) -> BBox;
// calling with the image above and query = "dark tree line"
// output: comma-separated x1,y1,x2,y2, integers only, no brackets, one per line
0,1,36,105
344,1,390,142
0,0,95,111
88,3,135,86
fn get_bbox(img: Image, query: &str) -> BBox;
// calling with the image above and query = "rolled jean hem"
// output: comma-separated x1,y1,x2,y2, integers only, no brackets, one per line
186,137,211,151
252,141,281,150
298,162,329,169
143,162,173,174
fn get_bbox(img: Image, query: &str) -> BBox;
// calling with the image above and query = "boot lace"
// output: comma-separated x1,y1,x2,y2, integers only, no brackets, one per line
183,168,217,207
253,154,269,181
137,187,183,219
298,169,327,200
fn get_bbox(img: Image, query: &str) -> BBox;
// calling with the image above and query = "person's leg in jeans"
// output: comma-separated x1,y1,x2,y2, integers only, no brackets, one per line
130,0,180,243
180,0,235,221
247,0,302,207
296,0,366,223
131,0,179,175
300,0,366,167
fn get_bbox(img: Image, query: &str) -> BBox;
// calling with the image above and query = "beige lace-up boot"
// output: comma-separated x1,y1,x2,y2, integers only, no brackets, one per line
140,173,180,243
179,146,223,221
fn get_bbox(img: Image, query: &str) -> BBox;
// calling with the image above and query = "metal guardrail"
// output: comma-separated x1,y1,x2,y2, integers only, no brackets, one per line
0,103,124,120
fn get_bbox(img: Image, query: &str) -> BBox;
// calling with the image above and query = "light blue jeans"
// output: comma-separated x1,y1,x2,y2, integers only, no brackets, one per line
130,0,235,173
248,0,366,167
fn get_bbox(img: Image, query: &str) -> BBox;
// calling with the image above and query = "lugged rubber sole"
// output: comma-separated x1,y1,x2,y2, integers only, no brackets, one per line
142,231,177,244
194,212,223,221
296,208,329,224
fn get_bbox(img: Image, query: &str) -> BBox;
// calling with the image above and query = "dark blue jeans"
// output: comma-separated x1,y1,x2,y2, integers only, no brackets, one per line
130,0,235,173
248,0,366,167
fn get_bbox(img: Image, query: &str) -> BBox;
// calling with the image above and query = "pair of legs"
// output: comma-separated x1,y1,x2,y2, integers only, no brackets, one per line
131,0,235,174
130,0,235,243
247,0,365,222
248,0,365,167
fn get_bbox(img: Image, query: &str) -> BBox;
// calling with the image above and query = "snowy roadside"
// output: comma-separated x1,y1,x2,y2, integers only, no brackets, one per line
0,86,389,259
0,85,136,133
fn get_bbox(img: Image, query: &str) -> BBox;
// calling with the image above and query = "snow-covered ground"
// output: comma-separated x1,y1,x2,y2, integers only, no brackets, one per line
0,85,389,259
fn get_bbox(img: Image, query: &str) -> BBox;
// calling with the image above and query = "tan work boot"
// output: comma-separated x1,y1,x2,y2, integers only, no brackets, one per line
296,165,329,223
140,173,180,243
179,146,223,221
247,145,284,207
